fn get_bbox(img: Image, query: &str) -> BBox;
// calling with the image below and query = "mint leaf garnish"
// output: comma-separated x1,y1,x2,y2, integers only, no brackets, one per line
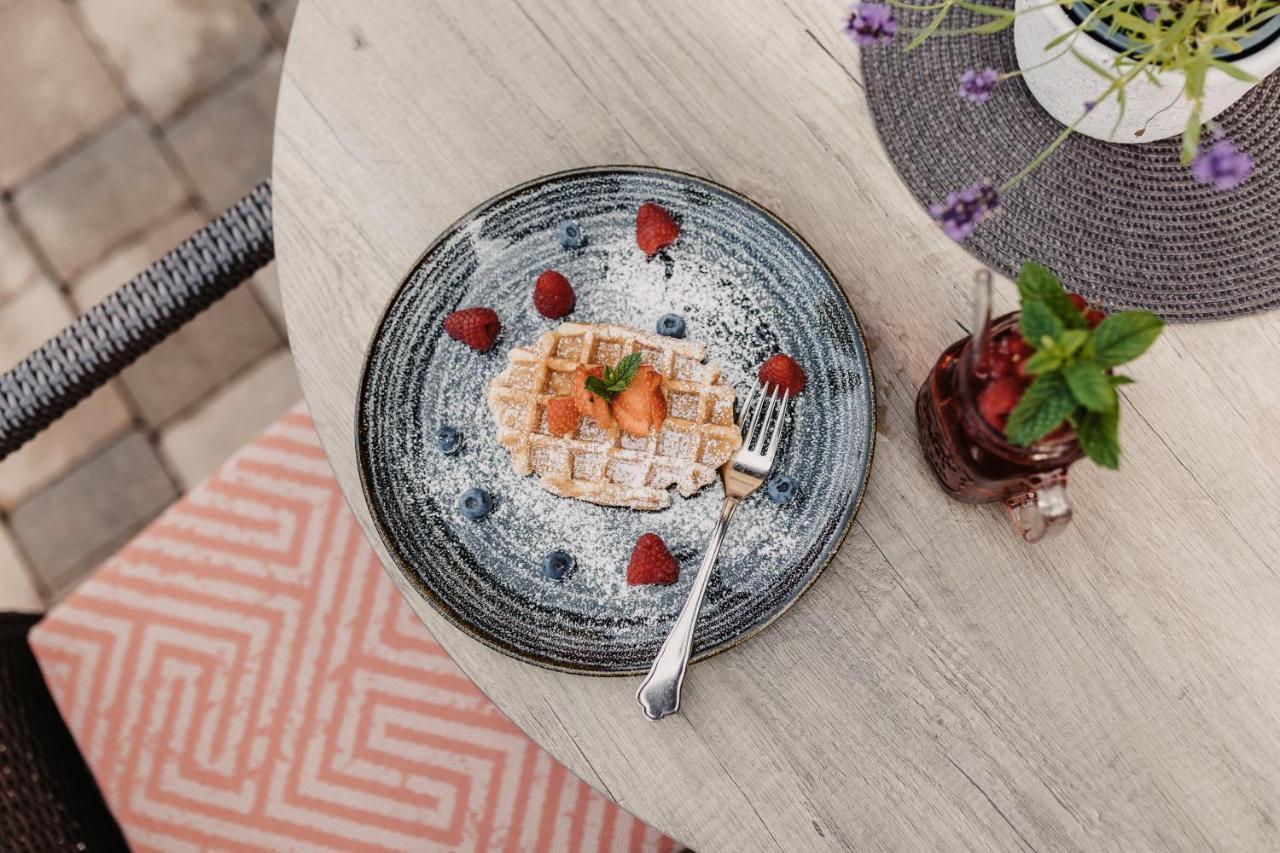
1016,262,1058,303
1022,349,1061,375
1075,408,1120,469
1016,262,1085,329
1019,299,1063,346
1062,360,1116,413
1003,265,1163,470
584,376,611,398
1089,311,1164,367
608,352,642,390
584,352,644,401
1057,329,1088,356
1005,372,1075,446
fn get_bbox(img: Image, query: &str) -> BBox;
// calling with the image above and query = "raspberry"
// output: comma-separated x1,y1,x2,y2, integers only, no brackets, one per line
1009,334,1035,359
626,532,678,586
977,377,1022,430
977,350,1012,380
758,354,806,395
442,307,500,352
1005,332,1035,380
1067,293,1088,312
1085,309,1106,329
533,270,575,319
636,202,679,257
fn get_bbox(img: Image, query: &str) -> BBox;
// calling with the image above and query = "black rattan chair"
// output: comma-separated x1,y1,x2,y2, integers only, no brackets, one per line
0,181,274,851
0,181,274,461
0,613,128,851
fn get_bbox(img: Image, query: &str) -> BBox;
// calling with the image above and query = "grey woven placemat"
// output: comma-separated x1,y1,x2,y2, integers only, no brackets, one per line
860,3,1280,322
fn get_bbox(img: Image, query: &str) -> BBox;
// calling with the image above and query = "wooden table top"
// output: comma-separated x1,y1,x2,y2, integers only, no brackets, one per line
273,1,1280,849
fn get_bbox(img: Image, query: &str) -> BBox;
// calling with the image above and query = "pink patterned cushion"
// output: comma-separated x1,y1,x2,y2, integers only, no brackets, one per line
29,406,676,852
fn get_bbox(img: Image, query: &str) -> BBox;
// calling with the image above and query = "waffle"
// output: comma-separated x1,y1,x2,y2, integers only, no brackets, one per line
486,322,742,510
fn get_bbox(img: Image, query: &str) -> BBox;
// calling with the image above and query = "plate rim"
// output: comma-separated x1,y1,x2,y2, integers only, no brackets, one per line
354,164,877,676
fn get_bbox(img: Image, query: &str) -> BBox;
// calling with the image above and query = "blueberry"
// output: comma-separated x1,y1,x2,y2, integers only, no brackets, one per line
541,550,575,581
557,220,585,249
766,475,799,505
436,425,463,455
458,488,493,520
656,313,686,338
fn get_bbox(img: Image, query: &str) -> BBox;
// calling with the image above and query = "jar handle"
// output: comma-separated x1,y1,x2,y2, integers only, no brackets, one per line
1004,472,1071,543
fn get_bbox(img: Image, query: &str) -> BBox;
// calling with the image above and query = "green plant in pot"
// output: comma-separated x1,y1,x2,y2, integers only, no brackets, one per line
845,0,1278,238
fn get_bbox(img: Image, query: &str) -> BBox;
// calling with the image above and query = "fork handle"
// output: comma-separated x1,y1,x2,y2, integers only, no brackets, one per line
636,496,740,720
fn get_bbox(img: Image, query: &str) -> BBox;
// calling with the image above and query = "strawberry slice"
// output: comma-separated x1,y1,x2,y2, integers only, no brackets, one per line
612,364,666,437
545,395,580,436
572,365,612,426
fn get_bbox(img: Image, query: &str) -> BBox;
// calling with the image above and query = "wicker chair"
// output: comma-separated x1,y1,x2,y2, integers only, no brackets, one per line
0,182,274,850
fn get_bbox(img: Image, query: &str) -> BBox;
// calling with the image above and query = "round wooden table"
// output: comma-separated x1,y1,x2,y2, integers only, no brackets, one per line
273,2,1280,849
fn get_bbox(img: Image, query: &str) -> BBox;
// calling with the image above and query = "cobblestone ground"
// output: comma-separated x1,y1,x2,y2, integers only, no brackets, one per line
0,0,300,609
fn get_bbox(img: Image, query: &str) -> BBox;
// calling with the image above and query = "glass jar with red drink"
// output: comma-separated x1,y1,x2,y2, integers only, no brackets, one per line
915,274,1083,542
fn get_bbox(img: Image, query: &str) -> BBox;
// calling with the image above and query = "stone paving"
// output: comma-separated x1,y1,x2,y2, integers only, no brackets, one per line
0,0,300,610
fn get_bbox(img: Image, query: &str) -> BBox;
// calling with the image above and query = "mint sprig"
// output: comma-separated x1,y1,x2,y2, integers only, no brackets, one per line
1017,263,1085,330
1061,360,1116,413
1003,263,1164,469
584,352,643,401
1005,373,1076,443
1019,299,1063,345
1090,312,1165,366
1073,408,1120,470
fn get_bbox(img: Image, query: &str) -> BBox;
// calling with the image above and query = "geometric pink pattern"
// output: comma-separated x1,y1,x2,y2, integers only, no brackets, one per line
30,405,678,852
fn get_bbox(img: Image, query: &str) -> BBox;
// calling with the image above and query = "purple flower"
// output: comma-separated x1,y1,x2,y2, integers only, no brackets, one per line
957,68,1000,103
929,182,1000,241
1191,137,1254,191
845,4,897,46
1083,99,1096,112
1142,5,1159,22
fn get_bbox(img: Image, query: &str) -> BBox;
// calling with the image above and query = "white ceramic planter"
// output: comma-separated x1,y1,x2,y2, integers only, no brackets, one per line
1014,0,1280,142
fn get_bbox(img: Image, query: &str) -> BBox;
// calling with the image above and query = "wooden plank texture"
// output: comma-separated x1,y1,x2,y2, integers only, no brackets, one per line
272,1,1280,849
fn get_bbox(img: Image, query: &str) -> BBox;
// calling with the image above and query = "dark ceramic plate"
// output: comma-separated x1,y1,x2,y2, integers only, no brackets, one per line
357,167,874,674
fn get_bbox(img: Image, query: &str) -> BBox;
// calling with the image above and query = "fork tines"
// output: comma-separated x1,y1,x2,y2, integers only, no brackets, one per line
736,383,790,470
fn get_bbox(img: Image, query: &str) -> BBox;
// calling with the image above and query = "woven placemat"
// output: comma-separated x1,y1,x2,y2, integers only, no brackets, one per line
860,3,1280,322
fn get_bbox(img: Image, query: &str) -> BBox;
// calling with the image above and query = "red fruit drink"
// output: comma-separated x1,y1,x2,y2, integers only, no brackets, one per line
916,312,1082,506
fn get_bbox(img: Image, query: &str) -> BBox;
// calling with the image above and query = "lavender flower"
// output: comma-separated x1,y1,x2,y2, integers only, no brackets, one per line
957,68,1000,103
929,182,1000,240
1191,137,1254,191
845,4,897,46
1142,5,1159,22
1083,99,1096,113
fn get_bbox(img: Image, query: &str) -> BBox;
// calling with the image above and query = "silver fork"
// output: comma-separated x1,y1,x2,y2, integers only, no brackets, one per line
636,381,791,720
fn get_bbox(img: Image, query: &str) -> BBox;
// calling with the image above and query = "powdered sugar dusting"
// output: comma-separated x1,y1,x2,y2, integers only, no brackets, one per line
359,169,873,671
